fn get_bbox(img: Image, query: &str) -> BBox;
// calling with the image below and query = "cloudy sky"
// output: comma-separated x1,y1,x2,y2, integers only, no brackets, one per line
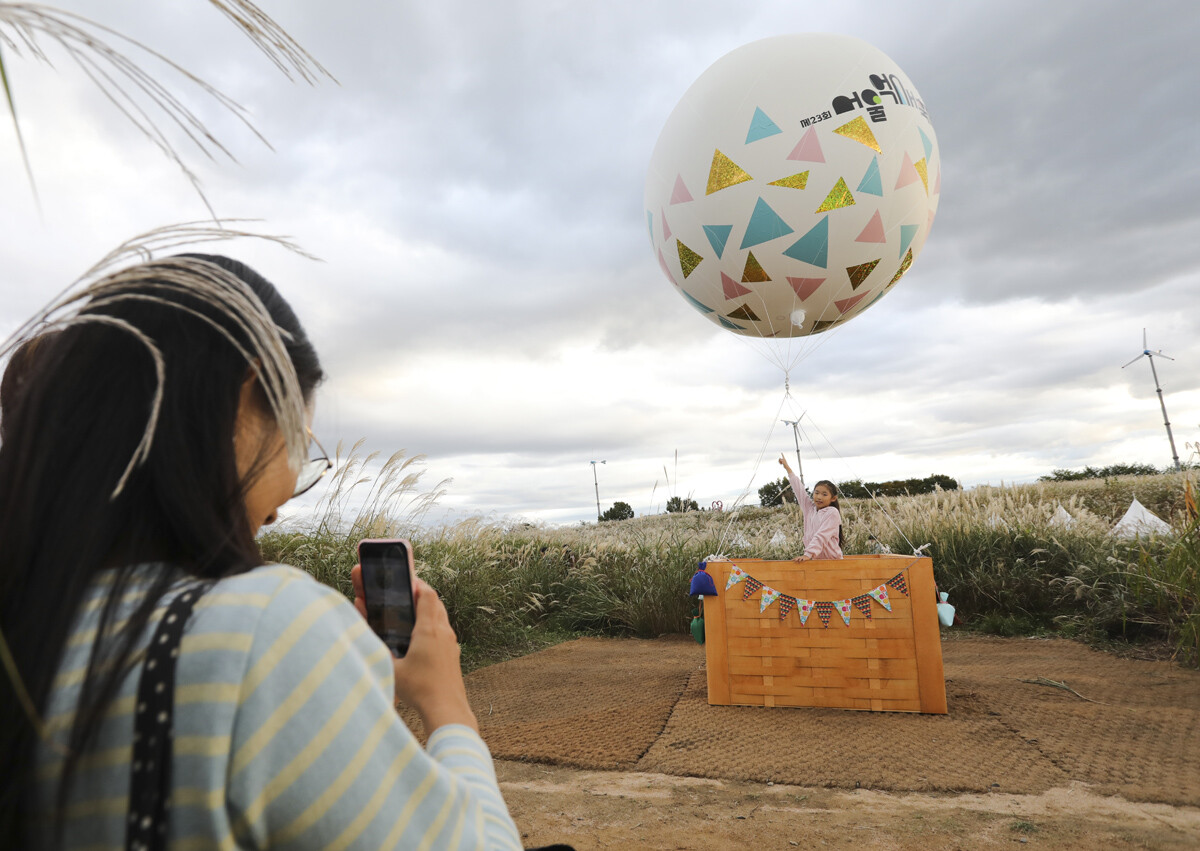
2,0,1198,526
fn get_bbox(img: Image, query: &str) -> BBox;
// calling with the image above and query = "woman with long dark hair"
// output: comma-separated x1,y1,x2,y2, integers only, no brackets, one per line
0,254,521,849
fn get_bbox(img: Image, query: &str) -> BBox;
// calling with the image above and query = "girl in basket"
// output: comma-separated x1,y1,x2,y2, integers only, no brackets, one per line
778,453,844,560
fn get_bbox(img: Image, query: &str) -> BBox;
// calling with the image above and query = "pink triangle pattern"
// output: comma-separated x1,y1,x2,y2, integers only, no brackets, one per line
933,169,941,195
721,272,753,300
834,292,868,313
661,209,672,241
787,276,825,300
894,152,919,190
670,175,693,205
787,127,825,163
855,210,886,243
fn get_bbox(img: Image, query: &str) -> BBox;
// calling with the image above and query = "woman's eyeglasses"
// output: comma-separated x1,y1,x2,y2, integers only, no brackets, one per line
293,430,333,498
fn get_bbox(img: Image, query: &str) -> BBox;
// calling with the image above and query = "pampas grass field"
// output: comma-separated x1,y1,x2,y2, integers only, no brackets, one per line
260,446,1200,669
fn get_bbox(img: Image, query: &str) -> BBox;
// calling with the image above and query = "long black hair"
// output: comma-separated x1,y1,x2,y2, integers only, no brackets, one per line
0,254,324,846
814,479,844,547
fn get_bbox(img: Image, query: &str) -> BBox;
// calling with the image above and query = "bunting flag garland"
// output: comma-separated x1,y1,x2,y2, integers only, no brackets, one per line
814,601,835,628
852,595,873,619
778,595,797,620
711,565,913,627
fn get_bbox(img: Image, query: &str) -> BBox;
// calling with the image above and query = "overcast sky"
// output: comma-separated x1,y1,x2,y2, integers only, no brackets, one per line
2,0,1198,526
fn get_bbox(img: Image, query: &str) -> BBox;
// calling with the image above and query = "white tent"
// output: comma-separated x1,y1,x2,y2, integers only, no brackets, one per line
1049,505,1076,528
1111,498,1173,538
769,530,788,547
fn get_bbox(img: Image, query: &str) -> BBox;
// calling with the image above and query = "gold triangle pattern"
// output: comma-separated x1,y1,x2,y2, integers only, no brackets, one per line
706,149,754,195
741,251,770,283
846,259,881,290
727,304,760,321
832,116,882,153
815,177,855,213
811,319,837,334
677,240,704,278
889,248,914,285
767,171,809,190
913,157,929,194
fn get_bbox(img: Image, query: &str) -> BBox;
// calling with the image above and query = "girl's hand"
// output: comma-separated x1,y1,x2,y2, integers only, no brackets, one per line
351,565,478,734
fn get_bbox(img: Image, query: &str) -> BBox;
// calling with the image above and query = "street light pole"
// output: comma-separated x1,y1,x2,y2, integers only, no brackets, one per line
589,460,606,520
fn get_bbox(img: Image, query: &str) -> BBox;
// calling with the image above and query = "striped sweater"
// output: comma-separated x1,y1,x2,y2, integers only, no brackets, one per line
35,564,522,850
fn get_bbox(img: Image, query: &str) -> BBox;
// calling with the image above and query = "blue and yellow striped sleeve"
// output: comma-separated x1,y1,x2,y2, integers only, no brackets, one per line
218,567,523,850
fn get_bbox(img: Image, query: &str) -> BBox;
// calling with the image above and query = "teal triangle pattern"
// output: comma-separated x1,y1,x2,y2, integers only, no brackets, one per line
919,127,933,161
646,211,654,245
703,224,733,259
745,107,783,144
782,216,829,268
856,157,883,196
740,198,794,249
681,290,715,314
718,316,746,330
898,224,919,258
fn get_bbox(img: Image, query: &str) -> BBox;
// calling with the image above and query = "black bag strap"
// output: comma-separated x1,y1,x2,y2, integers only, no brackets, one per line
125,581,212,851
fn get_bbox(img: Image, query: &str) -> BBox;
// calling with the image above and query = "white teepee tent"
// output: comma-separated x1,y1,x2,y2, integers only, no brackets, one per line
1111,497,1173,538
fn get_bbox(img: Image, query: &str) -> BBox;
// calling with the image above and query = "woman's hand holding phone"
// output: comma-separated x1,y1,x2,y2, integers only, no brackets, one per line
351,565,479,734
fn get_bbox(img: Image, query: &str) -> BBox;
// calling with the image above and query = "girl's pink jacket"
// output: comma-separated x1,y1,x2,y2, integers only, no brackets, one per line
785,469,844,559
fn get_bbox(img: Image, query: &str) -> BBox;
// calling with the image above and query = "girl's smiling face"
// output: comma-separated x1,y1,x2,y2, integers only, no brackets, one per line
813,484,835,509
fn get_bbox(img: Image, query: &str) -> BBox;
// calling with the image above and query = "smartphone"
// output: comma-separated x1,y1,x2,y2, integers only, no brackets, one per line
357,538,416,657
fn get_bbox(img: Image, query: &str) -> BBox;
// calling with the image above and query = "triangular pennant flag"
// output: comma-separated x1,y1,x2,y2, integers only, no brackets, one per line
727,304,760,322
656,249,676,286
707,149,754,195
670,174,694,204
778,595,797,620
797,599,814,625
889,248,914,285
853,595,873,619
787,127,825,163
856,157,883,196
918,127,933,161
759,586,781,613
740,197,794,249
814,601,835,628
782,216,829,267
725,565,748,590
833,116,882,153
835,599,853,626
846,259,880,290
867,584,892,611
721,272,752,299
743,576,764,600
894,152,919,190
768,171,809,190
886,572,910,596
741,251,771,282
815,177,855,213
680,289,714,314
834,292,868,313
898,224,919,258
787,276,825,300
855,210,886,244
704,224,733,259
676,240,703,278
746,106,783,143
661,209,672,241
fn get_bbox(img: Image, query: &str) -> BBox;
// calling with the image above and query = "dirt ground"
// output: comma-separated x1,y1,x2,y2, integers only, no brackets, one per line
406,634,1200,849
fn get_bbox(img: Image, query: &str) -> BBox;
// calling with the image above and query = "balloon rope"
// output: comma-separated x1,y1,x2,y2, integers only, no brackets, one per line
714,388,791,555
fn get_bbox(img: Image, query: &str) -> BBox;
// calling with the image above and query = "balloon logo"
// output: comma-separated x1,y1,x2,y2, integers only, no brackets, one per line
645,34,940,338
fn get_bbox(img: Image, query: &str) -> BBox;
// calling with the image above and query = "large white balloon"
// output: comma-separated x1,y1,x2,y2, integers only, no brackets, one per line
645,34,940,338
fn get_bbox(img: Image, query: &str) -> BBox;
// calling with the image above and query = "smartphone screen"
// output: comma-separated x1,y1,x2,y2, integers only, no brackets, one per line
358,538,416,657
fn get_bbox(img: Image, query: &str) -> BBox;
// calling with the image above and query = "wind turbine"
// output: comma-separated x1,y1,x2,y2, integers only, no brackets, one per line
589,460,606,520
1122,329,1181,471
781,413,807,480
